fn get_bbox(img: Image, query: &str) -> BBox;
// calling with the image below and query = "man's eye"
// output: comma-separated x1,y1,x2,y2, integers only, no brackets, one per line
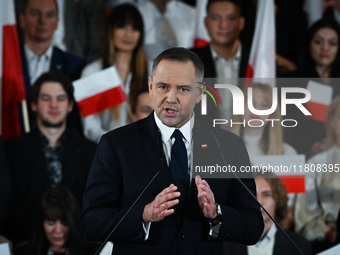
41,96,50,101
179,88,189,92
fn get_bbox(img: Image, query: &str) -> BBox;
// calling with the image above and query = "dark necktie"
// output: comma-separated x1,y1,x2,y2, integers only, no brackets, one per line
171,129,188,198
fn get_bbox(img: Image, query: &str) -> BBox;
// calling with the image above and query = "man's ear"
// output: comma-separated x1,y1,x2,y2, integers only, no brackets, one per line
68,101,74,113
204,16,208,29
148,77,153,98
19,14,26,29
195,82,205,104
31,102,37,112
239,17,245,31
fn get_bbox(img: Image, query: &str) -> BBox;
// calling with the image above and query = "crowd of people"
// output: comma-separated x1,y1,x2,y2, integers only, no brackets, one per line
1,0,340,254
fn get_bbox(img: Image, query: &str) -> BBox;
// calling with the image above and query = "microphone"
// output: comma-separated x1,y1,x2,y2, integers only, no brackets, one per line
94,133,165,255
210,130,305,255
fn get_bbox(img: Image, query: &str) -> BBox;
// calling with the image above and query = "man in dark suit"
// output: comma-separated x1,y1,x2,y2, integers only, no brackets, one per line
4,72,96,246
81,47,263,254
224,171,312,255
191,0,249,123
191,0,249,80
19,0,85,135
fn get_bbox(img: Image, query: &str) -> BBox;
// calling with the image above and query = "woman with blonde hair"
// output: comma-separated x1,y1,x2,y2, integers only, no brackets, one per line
229,83,296,162
81,4,149,142
294,95,340,253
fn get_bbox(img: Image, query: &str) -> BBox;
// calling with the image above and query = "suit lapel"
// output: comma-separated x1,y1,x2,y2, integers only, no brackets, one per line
143,114,172,192
273,229,294,255
61,131,82,190
201,45,216,78
50,47,65,73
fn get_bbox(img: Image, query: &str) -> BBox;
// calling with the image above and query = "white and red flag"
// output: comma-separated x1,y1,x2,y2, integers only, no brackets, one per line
245,0,276,80
305,80,333,123
194,0,210,48
1,0,27,140
253,155,306,193
73,67,126,118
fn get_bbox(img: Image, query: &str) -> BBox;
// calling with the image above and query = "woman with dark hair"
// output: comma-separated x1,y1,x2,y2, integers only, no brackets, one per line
284,18,340,157
15,187,87,255
81,4,149,143
298,18,340,80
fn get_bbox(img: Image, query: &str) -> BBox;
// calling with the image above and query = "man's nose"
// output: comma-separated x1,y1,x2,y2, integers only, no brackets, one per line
38,14,47,24
167,88,177,103
220,17,229,29
49,99,58,108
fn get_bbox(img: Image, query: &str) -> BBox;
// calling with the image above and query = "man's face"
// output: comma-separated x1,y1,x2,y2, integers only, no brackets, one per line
132,92,154,122
149,60,203,128
31,82,73,128
255,178,276,225
20,0,58,43
205,1,244,47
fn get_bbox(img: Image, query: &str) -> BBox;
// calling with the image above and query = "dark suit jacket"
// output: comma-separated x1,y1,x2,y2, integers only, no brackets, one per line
0,136,10,233
190,45,250,123
224,228,312,255
20,45,85,136
190,44,250,80
4,128,97,245
15,0,105,64
81,113,264,255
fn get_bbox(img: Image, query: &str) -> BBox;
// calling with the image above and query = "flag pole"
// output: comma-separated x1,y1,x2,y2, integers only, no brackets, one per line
21,100,30,133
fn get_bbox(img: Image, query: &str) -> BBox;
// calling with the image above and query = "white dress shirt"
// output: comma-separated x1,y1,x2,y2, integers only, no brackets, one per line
210,42,242,121
24,44,54,85
137,0,196,60
247,223,277,255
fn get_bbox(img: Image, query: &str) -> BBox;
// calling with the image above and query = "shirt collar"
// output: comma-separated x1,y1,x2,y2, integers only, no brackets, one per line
255,223,277,248
210,41,242,62
24,43,54,61
154,111,194,144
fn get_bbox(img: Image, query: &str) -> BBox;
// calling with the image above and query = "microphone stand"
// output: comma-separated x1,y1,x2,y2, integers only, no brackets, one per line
210,130,305,255
93,171,160,255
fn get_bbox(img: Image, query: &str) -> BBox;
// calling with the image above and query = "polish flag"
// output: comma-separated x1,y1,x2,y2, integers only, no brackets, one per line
194,0,210,48
245,0,276,80
253,155,306,193
305,80,333,123
1,0,27,140
73,67,126,118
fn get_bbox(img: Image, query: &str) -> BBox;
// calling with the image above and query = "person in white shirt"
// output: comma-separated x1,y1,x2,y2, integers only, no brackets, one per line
295,95,340,253
81,4,149,143
19,0,85,135
136,0,196,60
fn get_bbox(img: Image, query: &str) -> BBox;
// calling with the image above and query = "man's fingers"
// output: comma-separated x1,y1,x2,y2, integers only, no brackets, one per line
164,198,179,210
201,179,210,189
162,191,181,202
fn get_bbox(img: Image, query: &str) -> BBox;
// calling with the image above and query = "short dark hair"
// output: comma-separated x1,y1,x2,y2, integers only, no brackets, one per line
253,171,288,222
131,85,149,114
21,0,58,14
30,71,74,104
206,0,243,16
152,47,204,80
